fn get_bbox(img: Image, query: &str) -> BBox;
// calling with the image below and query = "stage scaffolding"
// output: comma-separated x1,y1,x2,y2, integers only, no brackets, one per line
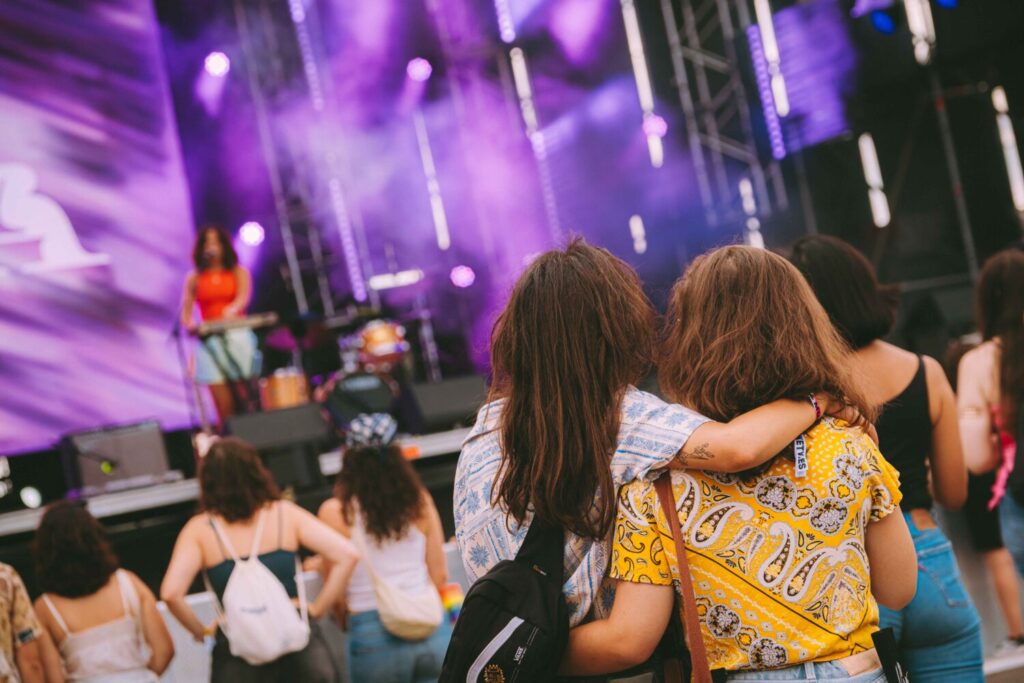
659,0,787,229
231,0,369,315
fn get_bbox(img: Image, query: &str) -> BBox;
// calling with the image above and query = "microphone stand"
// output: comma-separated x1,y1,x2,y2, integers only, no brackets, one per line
172,311,212,435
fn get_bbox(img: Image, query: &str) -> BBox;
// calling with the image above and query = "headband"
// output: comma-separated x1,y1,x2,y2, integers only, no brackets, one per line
346,413,398,451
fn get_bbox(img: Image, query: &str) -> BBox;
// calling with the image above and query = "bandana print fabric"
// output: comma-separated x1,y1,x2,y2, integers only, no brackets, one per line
610,418,902,671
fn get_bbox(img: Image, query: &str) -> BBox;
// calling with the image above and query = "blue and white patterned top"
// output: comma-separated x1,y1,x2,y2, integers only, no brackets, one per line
454,386,710,625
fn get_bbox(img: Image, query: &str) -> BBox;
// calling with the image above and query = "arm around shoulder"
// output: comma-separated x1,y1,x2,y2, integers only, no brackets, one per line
672,396,826,472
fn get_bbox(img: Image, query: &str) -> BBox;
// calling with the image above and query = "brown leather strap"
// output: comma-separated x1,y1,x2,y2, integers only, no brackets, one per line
655,472,713,683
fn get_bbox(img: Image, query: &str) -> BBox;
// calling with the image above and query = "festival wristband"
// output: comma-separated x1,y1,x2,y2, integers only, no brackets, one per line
807,393,822,421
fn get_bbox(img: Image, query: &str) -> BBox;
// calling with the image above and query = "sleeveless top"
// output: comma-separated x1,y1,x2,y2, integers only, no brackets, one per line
194,268,238,322
41,570,156,683
346,518,434,614
874,356,933,511
205,503,298,600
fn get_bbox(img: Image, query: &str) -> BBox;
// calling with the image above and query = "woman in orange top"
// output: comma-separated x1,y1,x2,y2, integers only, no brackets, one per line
181,226,258,425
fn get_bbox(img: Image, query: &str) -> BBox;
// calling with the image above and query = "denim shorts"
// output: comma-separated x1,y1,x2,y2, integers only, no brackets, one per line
725,661,885,682
195,328,260,384
347,609,453,683
877,512,983,683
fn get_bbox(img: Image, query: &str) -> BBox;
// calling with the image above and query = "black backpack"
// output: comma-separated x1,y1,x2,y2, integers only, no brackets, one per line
440,519,567,682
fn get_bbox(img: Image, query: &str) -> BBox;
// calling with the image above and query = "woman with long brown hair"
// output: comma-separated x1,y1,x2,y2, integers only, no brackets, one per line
959,248,1024,577
318,413,450,682
564,245,916,680
455,239,866,634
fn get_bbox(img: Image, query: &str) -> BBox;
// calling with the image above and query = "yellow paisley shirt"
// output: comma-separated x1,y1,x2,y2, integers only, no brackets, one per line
610,418,902,671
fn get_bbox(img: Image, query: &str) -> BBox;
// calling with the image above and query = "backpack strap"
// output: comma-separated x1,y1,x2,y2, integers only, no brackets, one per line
247,509,268,561
513,514,563,581
654,472,713,683
208,515,242,564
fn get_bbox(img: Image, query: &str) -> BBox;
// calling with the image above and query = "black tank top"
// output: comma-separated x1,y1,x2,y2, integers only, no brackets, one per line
874,357,932,510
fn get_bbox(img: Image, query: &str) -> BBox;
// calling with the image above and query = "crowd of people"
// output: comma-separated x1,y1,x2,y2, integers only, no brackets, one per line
0,235,1022,683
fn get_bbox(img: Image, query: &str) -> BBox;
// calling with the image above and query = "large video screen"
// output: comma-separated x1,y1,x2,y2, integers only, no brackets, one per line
0,0,195,454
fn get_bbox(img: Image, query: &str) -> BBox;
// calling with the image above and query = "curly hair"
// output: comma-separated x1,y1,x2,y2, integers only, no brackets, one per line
200,438,280,522
661,245,873,423
34,501,119,598
192,226,238,271
336,444,424,543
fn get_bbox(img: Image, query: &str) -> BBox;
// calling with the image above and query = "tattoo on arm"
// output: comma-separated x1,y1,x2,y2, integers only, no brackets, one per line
675,442,715,468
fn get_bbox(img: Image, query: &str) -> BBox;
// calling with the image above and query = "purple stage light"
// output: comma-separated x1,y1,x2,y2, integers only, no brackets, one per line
406,58,433,82
204,51,231,78
450,265,476,288
238,221,265,246
642,114,668,139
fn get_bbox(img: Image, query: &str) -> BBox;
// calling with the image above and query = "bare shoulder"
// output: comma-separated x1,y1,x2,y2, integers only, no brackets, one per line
317,497,343,526
921,355,952,389
125,571,156,601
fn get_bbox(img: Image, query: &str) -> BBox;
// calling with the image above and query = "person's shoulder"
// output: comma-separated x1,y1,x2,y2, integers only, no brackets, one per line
317,497,344,528
808,417,874,451
960,340,999,369
123,570,156,601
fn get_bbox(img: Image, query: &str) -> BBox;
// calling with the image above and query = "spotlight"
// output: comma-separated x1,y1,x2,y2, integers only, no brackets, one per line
406,58,433,82
936,0,958,8
869,10,897,35
19,486,42,509
642,115,668,139
238,221,265,246
204,51,231,77
450,265,476,288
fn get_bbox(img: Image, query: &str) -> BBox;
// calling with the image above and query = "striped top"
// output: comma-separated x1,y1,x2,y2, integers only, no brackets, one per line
454,386,710,625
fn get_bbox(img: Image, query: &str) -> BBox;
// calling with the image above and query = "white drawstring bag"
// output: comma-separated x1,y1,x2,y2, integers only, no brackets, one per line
204,509,310,665
351,509,443,640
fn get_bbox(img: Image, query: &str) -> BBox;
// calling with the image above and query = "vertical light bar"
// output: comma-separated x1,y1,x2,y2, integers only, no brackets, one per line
858,133,891,228
288,0,325,111
747,27,786,159
739,177,765,248
992,86,1024,212
509,48,538,134
509,47,562,240
621,0,665,168
628,214,648,254
753,0,790,117
905,0,936,65
412,110,452,250
493,0,516,43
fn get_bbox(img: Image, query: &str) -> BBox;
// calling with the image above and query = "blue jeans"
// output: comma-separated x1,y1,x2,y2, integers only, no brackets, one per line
347,610,452,683
1000,493,1024,577
726,661,884,682
877,512,983,683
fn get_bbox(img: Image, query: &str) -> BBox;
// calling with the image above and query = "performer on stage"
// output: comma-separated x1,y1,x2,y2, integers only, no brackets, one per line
180,226,258,426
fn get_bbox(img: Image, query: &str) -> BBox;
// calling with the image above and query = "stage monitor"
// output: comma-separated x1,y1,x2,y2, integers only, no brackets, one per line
61,421,175,498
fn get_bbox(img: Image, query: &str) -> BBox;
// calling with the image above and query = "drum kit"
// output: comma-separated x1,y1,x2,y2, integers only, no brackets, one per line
192,311,413,427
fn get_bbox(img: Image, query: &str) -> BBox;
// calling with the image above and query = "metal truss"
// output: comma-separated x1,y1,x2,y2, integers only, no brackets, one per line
660,0,786,228
232,0,354,316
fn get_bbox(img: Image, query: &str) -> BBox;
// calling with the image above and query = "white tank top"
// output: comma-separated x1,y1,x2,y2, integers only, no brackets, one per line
42,570,157,683
346,521,434,614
